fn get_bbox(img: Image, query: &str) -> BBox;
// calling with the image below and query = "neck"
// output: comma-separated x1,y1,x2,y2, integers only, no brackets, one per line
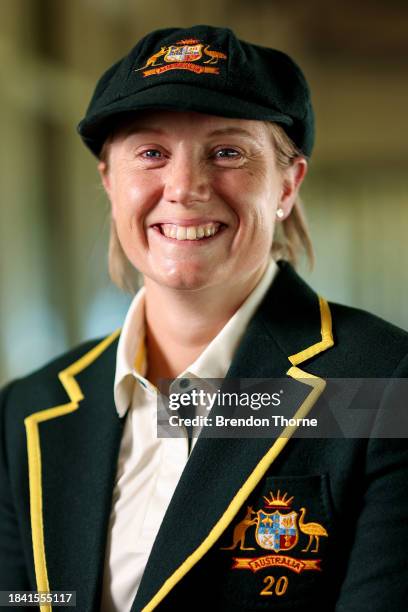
144,265,268,386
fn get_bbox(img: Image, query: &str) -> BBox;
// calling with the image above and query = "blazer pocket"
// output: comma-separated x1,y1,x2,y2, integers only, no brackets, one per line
216,474,335,610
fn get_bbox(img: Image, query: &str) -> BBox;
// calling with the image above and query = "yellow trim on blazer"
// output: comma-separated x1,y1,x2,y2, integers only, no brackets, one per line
24,329,121,612
289,296,334,366
142,296,334,612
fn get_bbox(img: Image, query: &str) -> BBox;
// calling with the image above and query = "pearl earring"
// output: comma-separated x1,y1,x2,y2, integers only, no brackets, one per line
276,208,284,219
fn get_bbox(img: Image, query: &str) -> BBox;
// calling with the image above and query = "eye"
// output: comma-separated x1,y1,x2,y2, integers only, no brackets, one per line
213,147,242,160
141,149,163,159
137,147,168,166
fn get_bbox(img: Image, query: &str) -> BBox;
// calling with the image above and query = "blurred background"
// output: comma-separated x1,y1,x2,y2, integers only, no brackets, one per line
1,0,407,384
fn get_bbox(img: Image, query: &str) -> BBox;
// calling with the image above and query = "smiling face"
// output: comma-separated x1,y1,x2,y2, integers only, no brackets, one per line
99,110,306,293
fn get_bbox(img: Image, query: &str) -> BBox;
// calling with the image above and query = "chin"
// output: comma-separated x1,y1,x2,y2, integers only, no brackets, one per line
161,274,213,291
154,263,218,291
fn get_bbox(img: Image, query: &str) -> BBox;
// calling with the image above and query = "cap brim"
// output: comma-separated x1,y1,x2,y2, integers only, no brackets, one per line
77,82,293,156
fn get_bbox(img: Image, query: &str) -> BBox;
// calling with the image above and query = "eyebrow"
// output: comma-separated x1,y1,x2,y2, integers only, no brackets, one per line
121,125,259,140
206,127,258,139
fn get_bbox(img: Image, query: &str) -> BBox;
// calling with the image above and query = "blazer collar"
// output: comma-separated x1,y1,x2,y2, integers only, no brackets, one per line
24,331,123,612
133,261,334,612
227,260,333,377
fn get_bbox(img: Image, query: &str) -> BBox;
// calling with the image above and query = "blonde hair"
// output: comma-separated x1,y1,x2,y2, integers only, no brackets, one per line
266,123,314,268
101,121,314,294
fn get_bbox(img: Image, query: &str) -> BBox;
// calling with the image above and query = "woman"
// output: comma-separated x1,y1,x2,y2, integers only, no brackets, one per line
1,25,407,612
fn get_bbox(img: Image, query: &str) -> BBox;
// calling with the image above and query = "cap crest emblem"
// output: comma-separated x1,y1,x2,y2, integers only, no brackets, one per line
135,38,227,77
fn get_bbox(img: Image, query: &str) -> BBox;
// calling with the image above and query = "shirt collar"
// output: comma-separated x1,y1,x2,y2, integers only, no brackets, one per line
114,258,278,417
114,287,147,417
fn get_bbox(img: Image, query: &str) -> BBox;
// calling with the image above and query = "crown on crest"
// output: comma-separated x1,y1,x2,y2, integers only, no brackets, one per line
263,490,294,509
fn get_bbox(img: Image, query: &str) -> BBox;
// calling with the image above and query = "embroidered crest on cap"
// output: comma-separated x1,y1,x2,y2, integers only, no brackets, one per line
135,38,227,78
220,490,328,577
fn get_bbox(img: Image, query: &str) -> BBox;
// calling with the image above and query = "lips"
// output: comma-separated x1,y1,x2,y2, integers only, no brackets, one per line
151,218,226,243
151,221,226,242
151,217,225,227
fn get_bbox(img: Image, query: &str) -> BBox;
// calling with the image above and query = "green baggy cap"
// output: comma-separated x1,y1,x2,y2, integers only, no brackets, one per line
78,25,314,157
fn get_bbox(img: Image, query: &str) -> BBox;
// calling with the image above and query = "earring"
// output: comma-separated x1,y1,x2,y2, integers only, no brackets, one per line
276,208,284,219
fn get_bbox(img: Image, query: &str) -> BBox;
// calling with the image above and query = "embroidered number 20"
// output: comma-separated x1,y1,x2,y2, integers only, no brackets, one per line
260,575,288,596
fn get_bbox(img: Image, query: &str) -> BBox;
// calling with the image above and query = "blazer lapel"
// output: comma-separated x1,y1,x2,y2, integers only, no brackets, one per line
24,331,125,612
133,262,334,611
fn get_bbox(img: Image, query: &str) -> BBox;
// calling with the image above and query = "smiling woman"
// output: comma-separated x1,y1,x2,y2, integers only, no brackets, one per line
103,116,314,295
100,114,305,279
98,110,308,385
0,24,407,612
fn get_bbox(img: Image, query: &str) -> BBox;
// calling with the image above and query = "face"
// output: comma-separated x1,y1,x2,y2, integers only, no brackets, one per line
99,110,306,292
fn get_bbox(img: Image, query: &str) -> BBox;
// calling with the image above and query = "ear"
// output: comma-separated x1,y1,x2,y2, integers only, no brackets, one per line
277,157,308,220
98,160,117,221
98,160,112,197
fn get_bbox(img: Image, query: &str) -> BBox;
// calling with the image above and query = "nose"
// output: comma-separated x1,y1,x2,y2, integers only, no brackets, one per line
163,149,211,205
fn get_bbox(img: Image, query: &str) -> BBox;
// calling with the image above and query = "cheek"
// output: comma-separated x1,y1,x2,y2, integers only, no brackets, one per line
110,176,160,226
219,174,278,231
245,174,282,235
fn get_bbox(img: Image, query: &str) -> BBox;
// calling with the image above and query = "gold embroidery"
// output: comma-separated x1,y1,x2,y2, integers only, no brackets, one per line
134,46,167,71
298,507,328,553
220,506,257,551
143,63,219,77
223,490,328,581
202,45,227,65
232,555,321,573
263,490,294,508
135,39,227,78
260,575,289,596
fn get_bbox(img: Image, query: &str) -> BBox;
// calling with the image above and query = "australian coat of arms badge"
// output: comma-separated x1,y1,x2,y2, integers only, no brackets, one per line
135,38,227,77
221,490,328,576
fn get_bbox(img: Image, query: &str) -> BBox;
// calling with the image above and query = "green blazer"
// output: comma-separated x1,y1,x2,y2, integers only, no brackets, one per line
1,262,407,612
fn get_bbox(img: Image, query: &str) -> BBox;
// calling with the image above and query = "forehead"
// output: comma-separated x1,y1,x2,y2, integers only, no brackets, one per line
109,109,270,141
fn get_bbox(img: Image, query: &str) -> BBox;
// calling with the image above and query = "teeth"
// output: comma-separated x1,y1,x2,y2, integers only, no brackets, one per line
176,226,187,240
159,222,221,241
186,226,197,240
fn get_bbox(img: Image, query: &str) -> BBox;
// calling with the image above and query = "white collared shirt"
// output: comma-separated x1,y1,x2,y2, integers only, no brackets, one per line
100,259,278,611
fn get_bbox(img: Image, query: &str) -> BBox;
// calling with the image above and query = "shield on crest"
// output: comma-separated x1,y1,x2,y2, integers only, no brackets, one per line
255,510,298,552
165,44,203,63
